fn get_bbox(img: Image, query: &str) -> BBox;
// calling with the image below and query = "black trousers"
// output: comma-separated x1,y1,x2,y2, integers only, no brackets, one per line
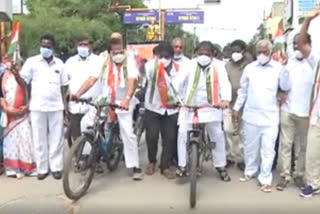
69,113,85,140
145,110,178,171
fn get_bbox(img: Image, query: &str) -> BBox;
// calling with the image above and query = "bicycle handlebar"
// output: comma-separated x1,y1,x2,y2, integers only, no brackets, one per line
75,98,121,109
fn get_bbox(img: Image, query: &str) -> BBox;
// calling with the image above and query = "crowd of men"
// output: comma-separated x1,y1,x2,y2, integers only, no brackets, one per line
0,9,320,198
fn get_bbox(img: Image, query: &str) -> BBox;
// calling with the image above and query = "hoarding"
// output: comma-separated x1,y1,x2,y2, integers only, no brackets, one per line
165,11,204,24
123,11,159,24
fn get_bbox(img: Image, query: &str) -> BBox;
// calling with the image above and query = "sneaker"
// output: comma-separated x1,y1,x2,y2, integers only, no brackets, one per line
261,184,272,193
276,177,290,191
239,174,253,182
300,185,320,198
133,167,144,181
294,177,305,189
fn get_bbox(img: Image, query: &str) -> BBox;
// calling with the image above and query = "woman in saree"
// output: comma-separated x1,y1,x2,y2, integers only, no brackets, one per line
0,67,36,178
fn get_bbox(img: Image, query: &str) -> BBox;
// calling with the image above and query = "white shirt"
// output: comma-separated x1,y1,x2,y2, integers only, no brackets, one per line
174,59,231,124
173,55,190,67
281,57,314,117
20,55,68,112
233,60,291,127
65,54,102,114
144,59,181,116
101,55,139,113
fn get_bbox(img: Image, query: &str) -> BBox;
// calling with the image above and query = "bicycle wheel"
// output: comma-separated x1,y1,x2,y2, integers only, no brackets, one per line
63,135,96,200
190,143,198,208
106,132,124,171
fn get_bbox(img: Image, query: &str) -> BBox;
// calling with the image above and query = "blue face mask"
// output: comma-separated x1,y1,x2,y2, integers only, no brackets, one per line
40,47,53,58
77,46,90,58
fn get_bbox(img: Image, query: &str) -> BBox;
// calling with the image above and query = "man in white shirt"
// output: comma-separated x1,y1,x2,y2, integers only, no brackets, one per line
65,35,102,145
298,8,320,198
174,41,231,181
276,34,314,191
233,40,291,193
17,34,69,180
172,38,190,66
72,37,143,181
144,43,181,179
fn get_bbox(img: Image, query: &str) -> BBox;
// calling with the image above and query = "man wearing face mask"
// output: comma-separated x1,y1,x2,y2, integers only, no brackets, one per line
223,40,253,171
276,34,314,192
64,35,102,147
72,37,143,180
233,40,291,193
172,38,190,66
14,34,69,180
174,41,232,181
144,43,182,179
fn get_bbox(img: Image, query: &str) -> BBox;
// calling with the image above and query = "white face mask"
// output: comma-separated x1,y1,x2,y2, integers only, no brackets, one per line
174,53,182,60
77,46,90,58
294,50,304,60
257,54,270,65
197,55,212,67
159,58,172,67
231,52,244,62
112,53,126,64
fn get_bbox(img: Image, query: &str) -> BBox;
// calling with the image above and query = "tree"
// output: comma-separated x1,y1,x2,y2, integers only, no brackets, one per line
16,0,145,57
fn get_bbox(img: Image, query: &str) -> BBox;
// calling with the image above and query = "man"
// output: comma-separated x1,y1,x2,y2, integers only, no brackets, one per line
144,43,181,179
276,34,314,191
146,20,160,41
171,38,190,66
65,35,102,145
100,32,123,59
17,34,68,180
174,41,231,182
233,40,291,193
298,8,320,198
72,37,143,180
224,40,253,171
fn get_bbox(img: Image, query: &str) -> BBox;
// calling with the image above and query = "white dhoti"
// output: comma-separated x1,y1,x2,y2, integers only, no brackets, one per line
30,111,64,174
177,107,227,168
81,98,140,168
242,121,278,185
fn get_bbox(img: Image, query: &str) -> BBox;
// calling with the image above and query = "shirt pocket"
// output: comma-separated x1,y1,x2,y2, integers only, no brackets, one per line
49,69,61,85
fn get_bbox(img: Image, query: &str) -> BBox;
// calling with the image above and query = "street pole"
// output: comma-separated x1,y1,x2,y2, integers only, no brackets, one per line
158,0,162,40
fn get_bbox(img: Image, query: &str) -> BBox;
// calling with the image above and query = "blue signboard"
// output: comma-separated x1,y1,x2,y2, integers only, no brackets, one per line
165,11,204,24
123,11,159,24
298,0,318,12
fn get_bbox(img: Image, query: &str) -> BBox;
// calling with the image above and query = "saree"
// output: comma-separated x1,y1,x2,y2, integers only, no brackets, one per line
1,71,36,176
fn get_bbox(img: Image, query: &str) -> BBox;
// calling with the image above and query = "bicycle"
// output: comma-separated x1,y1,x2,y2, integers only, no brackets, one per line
182,105,217,208
62,98,123,201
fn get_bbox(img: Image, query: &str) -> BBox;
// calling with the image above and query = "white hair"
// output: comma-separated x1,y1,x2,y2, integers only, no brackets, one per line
172,37,184,46
256,39,273,52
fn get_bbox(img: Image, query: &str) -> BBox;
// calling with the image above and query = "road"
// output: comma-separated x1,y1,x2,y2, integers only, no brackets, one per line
0,138,320,214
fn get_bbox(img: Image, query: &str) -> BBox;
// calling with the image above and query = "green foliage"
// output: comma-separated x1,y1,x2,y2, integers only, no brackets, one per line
15,0,198,58
16,0,145,56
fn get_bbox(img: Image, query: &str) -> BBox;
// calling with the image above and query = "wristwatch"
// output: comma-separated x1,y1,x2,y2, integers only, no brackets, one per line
125,95,131,100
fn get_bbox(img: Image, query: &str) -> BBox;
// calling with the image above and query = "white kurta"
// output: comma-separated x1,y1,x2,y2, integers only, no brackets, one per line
233,60,290,185
174,59,231,168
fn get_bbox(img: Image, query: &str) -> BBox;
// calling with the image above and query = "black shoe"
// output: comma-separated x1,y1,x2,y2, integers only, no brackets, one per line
216,167,231,182
37,173,49,180
133,167,144,181
237,162,245,171
52,171,62,180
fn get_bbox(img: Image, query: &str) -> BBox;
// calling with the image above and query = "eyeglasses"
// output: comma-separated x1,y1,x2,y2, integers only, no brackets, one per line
174,46,183,49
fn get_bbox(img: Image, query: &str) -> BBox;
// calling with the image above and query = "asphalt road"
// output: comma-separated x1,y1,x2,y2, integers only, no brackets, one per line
0,138,320,214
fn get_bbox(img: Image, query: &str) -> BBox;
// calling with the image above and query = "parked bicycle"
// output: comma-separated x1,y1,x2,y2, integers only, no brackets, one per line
63,98,123,201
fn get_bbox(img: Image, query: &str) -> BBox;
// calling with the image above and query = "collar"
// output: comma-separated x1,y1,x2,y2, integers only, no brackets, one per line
77,54,91,62
38,54,56,65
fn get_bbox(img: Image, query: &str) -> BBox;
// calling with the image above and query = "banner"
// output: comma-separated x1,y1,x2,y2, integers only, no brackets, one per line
127,43,158,60
165,11,204,24
123,11,159,24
